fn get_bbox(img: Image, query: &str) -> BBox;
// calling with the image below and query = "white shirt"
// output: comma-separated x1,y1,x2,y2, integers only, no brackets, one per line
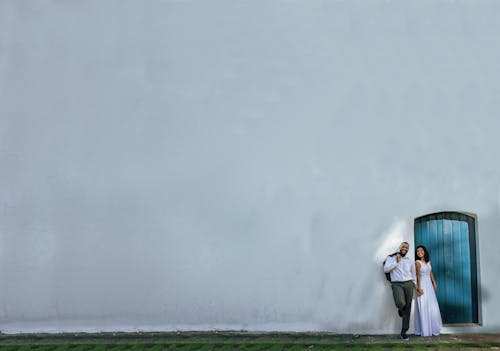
384,254,417,285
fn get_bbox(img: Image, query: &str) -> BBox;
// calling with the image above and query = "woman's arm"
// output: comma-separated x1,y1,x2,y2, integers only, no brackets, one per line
430,267,438,292
415,261,424,296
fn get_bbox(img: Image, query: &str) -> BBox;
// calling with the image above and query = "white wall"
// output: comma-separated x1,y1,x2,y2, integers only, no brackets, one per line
1,0,500,334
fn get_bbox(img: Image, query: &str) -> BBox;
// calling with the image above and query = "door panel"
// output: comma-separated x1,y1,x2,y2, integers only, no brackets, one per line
414,212,478,324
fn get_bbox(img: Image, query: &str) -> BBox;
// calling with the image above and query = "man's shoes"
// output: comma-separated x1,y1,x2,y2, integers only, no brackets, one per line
400,331,409,341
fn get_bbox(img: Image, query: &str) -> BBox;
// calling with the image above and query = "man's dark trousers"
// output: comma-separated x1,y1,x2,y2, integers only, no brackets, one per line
391,280,414,332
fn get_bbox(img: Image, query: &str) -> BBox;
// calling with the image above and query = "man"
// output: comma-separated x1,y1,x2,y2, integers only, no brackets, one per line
383,241,417,340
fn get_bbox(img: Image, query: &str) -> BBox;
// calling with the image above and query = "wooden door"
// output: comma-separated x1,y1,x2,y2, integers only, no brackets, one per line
414,212,478,324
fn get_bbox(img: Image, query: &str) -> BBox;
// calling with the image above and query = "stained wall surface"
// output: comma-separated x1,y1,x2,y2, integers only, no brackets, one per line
1,0,500,334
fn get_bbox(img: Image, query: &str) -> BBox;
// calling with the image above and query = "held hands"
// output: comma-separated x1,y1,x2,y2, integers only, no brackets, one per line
396,253,402,263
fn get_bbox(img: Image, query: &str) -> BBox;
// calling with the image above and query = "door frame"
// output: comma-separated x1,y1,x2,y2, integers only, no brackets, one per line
414,211,482,326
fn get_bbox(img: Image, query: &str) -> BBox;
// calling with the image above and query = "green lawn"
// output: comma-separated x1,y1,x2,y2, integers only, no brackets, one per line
0,343,499,351
1,332,499,351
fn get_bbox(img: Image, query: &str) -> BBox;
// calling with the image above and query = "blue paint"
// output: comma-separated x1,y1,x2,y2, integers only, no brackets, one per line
415,212,478,324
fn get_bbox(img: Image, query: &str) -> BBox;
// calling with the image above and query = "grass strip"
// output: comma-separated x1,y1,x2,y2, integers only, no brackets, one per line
107,345,130,351
147,345,168,351
0,347,17,351
198,345,214,351
316,344,345,351
4,343,500,351
178,344,204,351
245,345,266,351
286,345,304,351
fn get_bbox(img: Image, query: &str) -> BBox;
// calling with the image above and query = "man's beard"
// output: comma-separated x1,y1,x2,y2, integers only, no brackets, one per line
399,250,407,257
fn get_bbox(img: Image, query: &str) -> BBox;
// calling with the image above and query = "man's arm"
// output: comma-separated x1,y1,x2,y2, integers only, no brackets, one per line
383,255,398,273
411,259,417,287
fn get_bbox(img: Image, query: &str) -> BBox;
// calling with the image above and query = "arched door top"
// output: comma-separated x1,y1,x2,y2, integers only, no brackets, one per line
415,211,476,222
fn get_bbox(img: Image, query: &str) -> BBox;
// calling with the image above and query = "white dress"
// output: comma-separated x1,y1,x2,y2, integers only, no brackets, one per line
414,261,443,336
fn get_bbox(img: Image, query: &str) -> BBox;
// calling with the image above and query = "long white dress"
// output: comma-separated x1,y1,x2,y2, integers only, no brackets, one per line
414,261,443,336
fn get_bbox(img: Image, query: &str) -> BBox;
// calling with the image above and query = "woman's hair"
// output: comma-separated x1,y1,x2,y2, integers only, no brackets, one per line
415,245,430,262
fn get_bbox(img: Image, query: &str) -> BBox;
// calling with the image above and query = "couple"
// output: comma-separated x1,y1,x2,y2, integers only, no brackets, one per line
383,242,442,340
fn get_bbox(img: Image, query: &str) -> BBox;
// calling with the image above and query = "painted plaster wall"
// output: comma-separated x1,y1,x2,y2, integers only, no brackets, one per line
1,0,500,334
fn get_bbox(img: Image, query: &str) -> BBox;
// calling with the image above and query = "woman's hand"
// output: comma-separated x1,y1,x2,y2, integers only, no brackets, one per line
433,282,437,291
417,288,424,296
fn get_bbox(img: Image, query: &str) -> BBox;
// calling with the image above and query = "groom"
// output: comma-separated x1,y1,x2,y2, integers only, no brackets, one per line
383,241,417,340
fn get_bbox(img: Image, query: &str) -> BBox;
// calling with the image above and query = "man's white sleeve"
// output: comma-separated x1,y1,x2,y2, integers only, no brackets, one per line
411,260,417,286
383,255,397,273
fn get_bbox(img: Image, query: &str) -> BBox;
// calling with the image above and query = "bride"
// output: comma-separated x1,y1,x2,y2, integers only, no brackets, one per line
414,245,443,336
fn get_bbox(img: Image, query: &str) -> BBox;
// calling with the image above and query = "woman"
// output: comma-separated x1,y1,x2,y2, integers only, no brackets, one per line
414,245,442,336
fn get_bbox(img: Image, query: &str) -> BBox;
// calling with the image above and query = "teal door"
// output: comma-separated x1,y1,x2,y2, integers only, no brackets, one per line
414,212,478,324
